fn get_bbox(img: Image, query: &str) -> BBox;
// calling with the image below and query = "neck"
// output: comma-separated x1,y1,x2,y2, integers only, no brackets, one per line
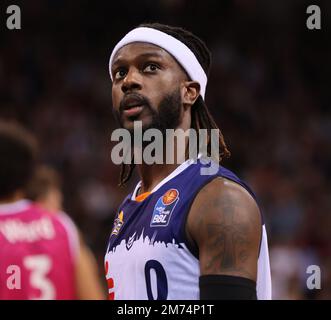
135,131,190,194
133,108,193,194
0,191,25,204
137,163,180,194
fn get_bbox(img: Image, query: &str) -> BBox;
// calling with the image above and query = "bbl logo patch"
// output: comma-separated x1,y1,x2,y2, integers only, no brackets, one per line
150,189,179,227
111,210,124,236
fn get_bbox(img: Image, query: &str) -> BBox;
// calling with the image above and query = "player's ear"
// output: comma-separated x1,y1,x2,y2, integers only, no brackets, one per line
182,81,200,109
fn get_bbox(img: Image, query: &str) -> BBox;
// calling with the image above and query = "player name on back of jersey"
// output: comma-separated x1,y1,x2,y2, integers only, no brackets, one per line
0,217,55,243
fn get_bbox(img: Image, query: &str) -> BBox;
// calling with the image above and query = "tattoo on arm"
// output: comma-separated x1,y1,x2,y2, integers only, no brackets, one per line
201,197,256,279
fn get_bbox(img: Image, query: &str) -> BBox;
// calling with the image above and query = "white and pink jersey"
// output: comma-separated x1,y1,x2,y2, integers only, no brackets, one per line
0,200,79,300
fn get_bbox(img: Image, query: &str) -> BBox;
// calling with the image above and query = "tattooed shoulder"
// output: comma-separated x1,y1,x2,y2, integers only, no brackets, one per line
186,177,262,281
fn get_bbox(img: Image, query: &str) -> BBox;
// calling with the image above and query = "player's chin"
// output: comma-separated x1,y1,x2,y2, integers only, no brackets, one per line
122,114,154,132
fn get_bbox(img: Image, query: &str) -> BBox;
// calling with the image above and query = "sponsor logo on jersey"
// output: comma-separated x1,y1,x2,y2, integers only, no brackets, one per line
150,189,179,227
111,211,124,236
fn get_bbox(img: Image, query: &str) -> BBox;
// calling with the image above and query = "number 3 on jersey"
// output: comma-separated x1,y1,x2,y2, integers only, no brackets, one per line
23,254,55,300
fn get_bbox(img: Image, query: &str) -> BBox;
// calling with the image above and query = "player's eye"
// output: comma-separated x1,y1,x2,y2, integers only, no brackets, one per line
143,63,160,73
114,68,127,80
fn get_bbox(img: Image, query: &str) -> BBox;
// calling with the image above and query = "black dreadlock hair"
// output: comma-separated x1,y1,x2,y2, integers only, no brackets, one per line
119,23,230,186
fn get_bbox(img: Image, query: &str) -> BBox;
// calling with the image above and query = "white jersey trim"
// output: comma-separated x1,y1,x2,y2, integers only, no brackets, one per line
257,225,272,300
131,153,203,200
0,199,31,215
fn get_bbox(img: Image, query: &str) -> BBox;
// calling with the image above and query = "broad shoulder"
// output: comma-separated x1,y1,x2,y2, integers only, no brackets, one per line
189,177,260,223
186,177,262,279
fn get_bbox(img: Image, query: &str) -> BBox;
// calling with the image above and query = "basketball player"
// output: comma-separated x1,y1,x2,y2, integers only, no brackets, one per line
0,121,105,299
25,165,106,300
105,23,272,300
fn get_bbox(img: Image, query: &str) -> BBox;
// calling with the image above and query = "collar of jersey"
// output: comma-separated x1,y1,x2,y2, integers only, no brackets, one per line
131,153,203,202
0,199,32,215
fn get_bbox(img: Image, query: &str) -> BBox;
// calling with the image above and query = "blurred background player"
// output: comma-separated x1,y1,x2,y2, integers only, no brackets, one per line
0,121,105,299
25,165,107,300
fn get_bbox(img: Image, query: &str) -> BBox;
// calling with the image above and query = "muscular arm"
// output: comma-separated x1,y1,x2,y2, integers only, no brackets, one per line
186,177,262,295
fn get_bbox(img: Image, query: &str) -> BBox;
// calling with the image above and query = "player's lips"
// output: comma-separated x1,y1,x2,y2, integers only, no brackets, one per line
123,105,144,117
120,94,148,118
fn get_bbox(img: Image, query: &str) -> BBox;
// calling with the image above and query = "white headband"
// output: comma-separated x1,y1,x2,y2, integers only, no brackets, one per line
109,27,207,99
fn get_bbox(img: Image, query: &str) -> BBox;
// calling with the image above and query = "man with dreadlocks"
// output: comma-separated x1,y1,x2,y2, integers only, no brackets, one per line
105,23,272,300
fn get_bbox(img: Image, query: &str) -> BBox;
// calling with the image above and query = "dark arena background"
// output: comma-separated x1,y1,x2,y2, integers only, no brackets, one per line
1,0,330,300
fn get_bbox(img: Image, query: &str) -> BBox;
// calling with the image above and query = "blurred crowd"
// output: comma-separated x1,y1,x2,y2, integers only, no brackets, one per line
1,0,330,299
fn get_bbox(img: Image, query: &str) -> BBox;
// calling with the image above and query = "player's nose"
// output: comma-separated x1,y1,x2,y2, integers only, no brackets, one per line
121,68,142,94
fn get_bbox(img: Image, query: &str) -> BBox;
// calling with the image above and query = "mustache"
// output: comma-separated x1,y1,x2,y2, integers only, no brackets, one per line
119,93,151,115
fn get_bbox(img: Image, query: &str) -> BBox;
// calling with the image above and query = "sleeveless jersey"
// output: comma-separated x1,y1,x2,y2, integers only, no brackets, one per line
0,200,78,299
105,157,272,300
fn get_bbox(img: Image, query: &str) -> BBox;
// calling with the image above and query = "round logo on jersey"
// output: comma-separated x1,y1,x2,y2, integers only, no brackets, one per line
162,189,179,205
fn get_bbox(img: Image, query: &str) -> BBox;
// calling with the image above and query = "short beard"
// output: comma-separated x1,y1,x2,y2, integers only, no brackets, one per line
113,88,182,136
113,88,182,161
141,87,182,136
